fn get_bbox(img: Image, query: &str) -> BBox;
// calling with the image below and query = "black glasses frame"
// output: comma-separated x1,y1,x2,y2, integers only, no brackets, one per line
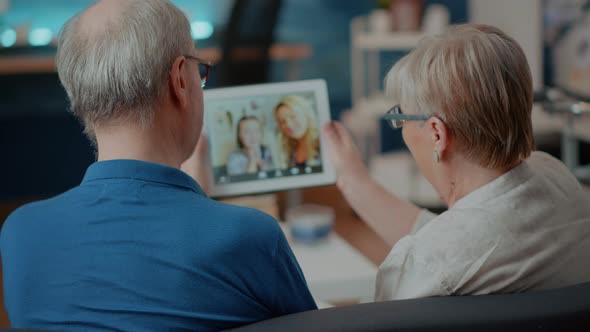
184,54,214,88
383,104,431,129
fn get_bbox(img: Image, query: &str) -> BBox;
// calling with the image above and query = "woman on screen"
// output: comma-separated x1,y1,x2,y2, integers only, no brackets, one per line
226,116,274,175
274,95,320,169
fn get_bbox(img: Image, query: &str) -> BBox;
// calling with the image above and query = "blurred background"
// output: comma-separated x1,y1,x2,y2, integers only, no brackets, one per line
1,0,589,230
0,0,469,203
0,0,589,325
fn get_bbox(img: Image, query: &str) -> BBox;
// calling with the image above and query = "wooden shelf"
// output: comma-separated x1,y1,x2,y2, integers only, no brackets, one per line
0,44,313,75
353,32,427,50
0,56,55,74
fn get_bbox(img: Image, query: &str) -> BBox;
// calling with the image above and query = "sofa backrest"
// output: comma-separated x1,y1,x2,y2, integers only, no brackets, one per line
227,282,590,332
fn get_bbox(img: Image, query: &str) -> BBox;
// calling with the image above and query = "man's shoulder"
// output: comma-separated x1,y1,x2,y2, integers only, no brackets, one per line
195,200,285,262
1,191,75,240
206,200,280,233
5,189,76,217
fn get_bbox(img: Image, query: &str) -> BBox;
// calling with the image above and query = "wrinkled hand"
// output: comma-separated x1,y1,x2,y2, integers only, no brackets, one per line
322,121,369,189
181,135,210,194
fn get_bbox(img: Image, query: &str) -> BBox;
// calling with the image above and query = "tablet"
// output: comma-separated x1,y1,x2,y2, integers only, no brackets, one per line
203,79,336,197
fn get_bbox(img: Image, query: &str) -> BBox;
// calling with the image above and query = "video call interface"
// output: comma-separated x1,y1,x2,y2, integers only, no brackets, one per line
206,92,324,185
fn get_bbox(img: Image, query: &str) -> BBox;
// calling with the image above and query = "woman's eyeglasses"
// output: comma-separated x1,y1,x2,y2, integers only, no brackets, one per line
184,55,214,88
383,104,431,129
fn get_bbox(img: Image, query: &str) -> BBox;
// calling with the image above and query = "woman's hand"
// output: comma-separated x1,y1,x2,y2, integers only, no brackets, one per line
322,121,421,248
181,135,210,194
245,146,262,173
322,121,370,190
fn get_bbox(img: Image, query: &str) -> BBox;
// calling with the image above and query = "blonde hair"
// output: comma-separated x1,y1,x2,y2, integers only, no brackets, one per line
386,24,534,169
274,95,320,168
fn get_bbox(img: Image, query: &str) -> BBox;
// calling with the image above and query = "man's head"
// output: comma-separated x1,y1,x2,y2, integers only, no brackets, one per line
56,0,204,159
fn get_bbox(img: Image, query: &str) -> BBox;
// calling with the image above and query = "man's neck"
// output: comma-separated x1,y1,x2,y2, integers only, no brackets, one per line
95,123,184,169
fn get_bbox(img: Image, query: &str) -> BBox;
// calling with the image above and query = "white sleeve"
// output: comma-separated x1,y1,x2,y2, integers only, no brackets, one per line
411,209,438,234
375,236,451,301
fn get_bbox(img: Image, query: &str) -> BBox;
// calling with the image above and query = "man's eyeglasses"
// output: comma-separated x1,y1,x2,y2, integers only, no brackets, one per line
184,55,213,88
383,104,431,129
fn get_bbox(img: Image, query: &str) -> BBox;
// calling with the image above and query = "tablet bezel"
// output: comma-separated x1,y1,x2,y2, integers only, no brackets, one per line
203,79,336,198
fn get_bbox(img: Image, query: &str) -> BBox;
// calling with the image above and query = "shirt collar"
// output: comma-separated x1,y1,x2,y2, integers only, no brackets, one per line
82,159,207,197
452,157,533,209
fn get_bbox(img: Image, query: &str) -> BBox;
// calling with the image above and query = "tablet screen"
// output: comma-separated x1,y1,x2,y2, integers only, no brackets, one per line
207,91,323,184
203,79,335,197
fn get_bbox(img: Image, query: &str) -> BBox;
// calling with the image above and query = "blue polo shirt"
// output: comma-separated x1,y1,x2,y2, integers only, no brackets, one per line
1,160,317,331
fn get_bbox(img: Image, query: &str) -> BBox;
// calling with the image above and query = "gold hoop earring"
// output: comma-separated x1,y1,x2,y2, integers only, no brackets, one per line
433,149,440,163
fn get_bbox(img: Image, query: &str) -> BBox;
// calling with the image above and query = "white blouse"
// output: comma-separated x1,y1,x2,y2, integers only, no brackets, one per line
376,152,590,301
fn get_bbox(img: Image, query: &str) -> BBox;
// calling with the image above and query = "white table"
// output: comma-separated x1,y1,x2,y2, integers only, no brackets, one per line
280,224,378,305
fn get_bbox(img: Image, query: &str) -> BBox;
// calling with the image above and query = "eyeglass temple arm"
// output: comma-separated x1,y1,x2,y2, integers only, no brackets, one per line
382,114,431,120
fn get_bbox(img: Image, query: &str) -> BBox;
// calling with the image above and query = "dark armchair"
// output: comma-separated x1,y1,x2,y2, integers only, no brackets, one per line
227,282,590,331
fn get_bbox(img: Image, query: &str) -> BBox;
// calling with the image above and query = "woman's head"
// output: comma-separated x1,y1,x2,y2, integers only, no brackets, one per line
386,24,534,174
237,116,263,149
275,96,312,140
274,95,319,168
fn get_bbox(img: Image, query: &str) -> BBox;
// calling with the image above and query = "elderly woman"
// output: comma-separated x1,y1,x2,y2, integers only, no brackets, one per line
323,24,590,301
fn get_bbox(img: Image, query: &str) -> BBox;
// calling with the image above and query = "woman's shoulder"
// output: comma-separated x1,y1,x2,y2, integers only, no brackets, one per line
526,151,582,191
414,208,495,238
527,151,568,168
527,151,573,173
391,210,505,289
407,208,506,264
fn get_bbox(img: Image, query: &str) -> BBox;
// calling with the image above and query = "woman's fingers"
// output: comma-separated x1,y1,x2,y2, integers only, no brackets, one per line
322,122,345,147
331,121,354,149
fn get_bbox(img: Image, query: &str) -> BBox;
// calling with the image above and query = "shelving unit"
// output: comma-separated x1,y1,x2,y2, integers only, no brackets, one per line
347,16,427,158
353,31,426,50
345,15,444,207
350,16,425,106
0,44,312,78
347,15,428,151
541,96,590,182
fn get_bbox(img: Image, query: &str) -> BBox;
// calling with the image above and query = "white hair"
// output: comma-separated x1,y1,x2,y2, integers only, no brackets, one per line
56,0,193,139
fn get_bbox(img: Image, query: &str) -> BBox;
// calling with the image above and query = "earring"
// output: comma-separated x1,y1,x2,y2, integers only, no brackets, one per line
433,149,440,163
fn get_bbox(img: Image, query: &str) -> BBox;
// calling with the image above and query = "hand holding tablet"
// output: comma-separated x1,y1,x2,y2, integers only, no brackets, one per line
202,79,336,197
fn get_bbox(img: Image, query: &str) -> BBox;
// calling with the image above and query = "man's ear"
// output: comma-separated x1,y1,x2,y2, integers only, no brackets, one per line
169,56,188,109
427,117,451,159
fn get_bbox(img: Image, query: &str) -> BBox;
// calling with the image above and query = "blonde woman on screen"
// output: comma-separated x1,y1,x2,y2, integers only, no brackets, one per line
274,95,320,169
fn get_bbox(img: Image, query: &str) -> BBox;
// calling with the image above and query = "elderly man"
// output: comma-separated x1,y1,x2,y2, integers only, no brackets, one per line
0,0,316,331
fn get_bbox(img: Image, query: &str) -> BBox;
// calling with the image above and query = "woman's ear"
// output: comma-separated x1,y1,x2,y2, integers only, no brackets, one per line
169,56,188,109
428,117,451,160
